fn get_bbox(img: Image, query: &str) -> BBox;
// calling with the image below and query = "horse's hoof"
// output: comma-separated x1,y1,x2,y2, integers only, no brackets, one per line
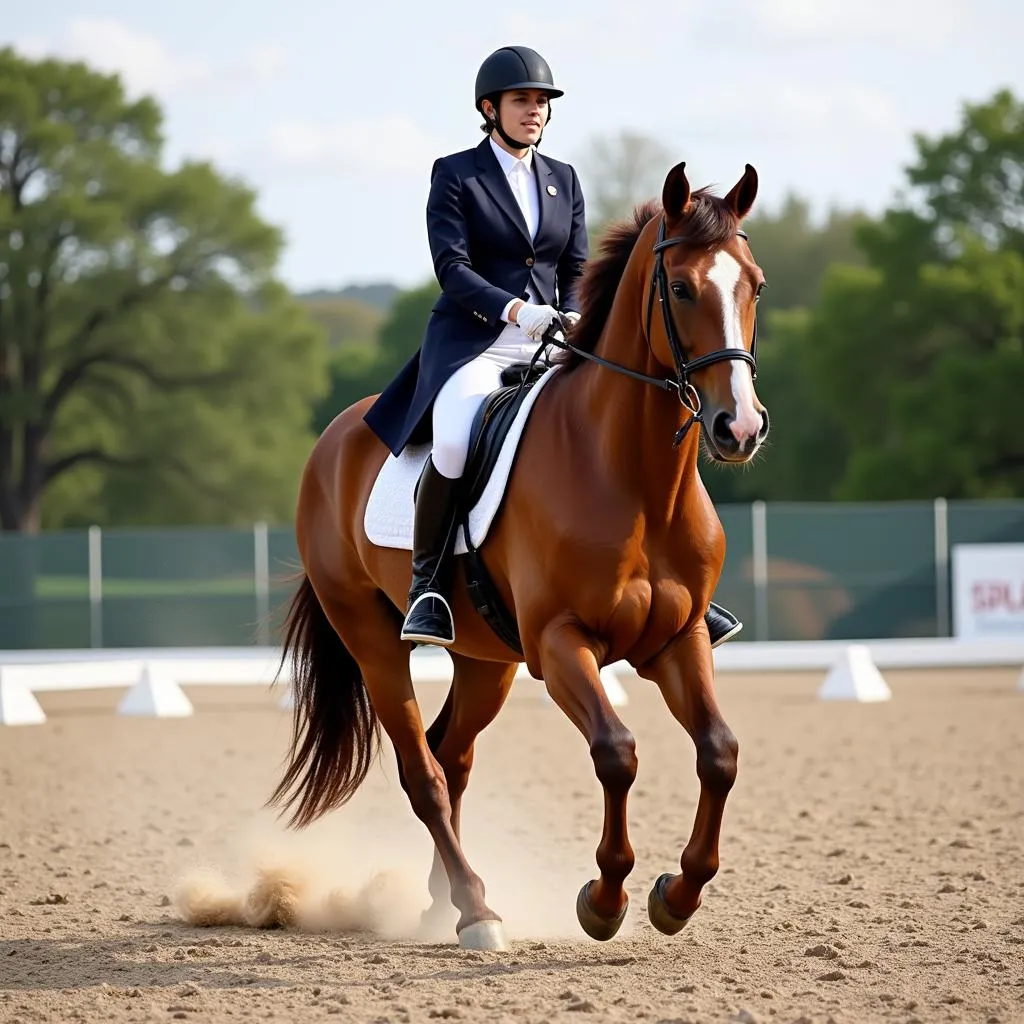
576,880,628,941
457,918,509,951
647,873,695,936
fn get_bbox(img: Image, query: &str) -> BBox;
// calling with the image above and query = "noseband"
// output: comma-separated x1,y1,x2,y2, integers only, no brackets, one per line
542,218,760,447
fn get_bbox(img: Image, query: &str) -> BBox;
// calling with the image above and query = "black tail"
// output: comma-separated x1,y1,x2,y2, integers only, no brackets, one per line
268,575,380,828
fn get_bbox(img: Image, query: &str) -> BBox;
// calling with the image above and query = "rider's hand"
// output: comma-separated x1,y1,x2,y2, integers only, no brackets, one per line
513,302,561,341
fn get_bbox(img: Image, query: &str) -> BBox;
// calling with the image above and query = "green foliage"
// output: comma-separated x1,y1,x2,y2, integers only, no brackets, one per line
311,343,379,437
694,201,868,504
299,282,400,312
575,130,675,246
742,195,868,320
5,43,1020,531
374,281,439,380
311,280,437,436
300,295,384,351
750,88,1024,502
0,47,327,531
905,88,1024,257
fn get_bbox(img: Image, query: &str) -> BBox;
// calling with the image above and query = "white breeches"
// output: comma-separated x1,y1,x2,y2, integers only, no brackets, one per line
431,332,543,480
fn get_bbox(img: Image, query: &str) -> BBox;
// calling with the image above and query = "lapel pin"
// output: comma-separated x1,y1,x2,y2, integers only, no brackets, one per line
547,184,557,196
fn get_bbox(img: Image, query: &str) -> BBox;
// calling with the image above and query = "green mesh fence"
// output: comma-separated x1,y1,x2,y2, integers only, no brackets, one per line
2,501,1023,649
762,502,938,641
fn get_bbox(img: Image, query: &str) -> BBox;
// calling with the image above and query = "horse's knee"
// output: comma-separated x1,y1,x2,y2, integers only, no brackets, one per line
590,729,638,795
696,726,739,796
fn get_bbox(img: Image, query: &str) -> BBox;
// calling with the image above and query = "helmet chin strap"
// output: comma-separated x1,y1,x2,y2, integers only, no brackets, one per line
486,103,544,151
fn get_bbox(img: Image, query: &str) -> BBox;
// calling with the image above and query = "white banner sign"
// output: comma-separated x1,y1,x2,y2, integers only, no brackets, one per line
952,543,1024,639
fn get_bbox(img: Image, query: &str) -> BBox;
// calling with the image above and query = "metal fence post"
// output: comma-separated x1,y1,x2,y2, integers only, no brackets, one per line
88,525,103,648
752,500,769,641
934,497,950,637
254,521,270,646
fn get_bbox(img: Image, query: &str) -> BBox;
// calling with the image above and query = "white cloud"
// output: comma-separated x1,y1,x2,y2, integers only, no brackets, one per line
69,18,211,94
14,18,289,99
239,42,289,83
265,116,441,176
746,0,975,48
760,82,906,140
662,78,907,155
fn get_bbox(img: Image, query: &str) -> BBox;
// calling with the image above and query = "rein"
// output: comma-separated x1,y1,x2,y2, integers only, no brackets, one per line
538,220,759,448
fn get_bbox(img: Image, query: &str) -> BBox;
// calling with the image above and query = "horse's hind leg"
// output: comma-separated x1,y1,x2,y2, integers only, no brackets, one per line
636,629,738,933
320,587,509,949
414,655,517,938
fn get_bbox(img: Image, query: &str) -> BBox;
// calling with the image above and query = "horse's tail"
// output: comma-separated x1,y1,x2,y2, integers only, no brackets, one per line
268,575,380,828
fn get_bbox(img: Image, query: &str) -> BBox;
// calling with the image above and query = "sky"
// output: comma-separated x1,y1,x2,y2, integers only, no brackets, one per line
5,0,1024,294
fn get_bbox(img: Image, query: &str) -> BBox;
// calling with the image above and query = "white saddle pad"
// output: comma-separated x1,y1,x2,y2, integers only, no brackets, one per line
364,365,560,554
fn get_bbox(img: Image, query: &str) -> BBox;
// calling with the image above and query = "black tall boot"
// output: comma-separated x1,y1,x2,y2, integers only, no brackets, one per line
706,601,743,647
400,456,462,647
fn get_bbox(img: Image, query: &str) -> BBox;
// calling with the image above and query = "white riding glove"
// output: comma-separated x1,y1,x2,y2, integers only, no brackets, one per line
561,310,581,327
514,302,561,341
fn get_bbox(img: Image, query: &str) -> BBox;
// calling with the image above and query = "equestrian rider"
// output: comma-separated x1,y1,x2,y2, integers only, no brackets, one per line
363,45,745,651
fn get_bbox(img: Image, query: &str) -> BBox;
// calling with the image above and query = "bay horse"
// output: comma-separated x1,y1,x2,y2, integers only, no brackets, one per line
269,160,769,950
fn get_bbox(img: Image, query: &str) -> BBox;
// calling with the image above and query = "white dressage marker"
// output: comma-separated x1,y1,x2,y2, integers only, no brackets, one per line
0,668,47,726
817,645,892,703
117,662,194,718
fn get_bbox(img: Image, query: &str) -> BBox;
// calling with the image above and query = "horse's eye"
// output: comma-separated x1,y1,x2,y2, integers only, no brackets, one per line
755,282,767,300
670,281,692,302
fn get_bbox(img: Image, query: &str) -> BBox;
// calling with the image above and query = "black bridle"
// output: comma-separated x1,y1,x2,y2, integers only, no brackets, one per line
540,218,760,447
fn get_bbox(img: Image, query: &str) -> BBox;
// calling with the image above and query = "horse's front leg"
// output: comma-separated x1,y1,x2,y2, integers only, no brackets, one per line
635,622,739,933
538,619,637,941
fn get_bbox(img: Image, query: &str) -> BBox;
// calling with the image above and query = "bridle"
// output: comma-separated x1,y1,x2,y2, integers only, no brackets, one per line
541,218,760,447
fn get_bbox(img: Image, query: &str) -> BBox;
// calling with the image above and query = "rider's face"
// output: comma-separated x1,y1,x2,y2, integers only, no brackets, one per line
488,89,549,148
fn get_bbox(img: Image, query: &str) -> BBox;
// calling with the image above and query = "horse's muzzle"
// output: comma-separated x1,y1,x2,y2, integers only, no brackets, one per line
706,408,770,462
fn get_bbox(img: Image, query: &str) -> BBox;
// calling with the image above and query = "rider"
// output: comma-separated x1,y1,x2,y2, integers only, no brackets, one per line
363,45,744,651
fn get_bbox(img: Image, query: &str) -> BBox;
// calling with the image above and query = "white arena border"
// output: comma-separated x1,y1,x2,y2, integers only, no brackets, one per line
2,637,1023,726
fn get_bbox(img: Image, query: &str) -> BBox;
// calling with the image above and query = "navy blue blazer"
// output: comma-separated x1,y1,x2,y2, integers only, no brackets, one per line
363,137,589,456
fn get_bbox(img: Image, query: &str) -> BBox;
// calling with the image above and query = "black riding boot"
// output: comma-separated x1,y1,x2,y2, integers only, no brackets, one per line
706,601,743,647
400,456,461,647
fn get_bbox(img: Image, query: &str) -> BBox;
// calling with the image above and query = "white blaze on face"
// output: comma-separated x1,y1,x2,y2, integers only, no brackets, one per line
706,250,762,442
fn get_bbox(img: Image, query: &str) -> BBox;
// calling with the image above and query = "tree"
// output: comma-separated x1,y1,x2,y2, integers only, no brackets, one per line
300,295,384,351
311,344,380,437
764,88,1024,501
0,48,327,531
694,199,868,504
373,281,438,382
741,195,868,317
904,87,1024,258
575,131,674,243
312,280,437,437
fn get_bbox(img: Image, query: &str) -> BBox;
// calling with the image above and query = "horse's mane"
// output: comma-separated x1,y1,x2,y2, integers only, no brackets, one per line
559,187,739,369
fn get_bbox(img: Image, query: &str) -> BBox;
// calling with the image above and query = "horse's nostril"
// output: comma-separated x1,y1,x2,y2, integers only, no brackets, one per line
712,411,735,447
759,409,770,438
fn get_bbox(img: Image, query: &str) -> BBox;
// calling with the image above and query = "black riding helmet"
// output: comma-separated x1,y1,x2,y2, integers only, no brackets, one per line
475,45,562,150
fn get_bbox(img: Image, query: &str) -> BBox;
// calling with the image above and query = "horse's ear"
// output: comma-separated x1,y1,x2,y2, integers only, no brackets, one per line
662,161,692,221
724,164,758,220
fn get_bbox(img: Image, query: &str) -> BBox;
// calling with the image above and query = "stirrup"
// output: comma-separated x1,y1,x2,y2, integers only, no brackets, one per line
707,601,743,648
710,619,743,648
400,590,455,646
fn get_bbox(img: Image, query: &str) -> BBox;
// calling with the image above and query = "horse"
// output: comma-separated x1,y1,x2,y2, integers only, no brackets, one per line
268,160,769,951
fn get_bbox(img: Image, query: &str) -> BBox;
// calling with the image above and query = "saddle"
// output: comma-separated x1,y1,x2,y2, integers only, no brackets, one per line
453,360,549,654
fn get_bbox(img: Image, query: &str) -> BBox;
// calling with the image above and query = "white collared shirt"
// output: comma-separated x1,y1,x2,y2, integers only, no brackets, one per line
489,137,539,241
488,138,541,331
